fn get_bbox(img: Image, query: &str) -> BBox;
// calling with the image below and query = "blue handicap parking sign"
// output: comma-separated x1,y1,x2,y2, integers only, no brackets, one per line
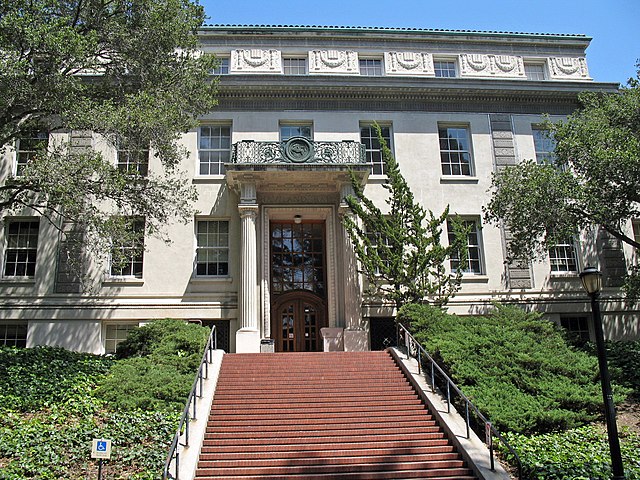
96,440,107,452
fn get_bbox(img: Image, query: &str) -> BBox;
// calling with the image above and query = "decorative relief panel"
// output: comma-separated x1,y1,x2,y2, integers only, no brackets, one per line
384,52,434,76
231,49,281,73
309,50,359,74
548,57,590,80
460,54,525,78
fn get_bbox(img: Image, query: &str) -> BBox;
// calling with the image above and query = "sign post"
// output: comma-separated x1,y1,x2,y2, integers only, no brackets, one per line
91,439,112,480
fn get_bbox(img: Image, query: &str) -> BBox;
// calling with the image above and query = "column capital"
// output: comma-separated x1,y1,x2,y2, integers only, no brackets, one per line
238,204,259,218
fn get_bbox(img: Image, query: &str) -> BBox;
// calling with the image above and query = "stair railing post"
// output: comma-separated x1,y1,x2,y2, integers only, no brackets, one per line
431,362,435,393
446,380,451,413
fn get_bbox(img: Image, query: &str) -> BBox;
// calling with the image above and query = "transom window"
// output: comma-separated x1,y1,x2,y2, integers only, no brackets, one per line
280,124,312,141
16,131,48,176
359,59,383,76
0,323,27,347
524,63,546,81
448,219,483,274
271,222,325,296
532,127,557,164
104,324,138,354
195,220,229,276
199,125,231,175
439,126,473,176
212,57,229,75
110,218,145,278
434,60,457,78
549,237,578,272
360,124,391,175
283,58,307,75
3,220,39,278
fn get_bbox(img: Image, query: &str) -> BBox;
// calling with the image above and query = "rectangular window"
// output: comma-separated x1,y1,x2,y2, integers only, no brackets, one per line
524,63,546,81
104,323,138,354
110,218,145,278
549,237,578,272
280,124,312,141
366,230,392,275
560,316,590,344
532,127,557,164
199,125,231,175
16,131,48,176
360,124,392,175
448,219,483,274
632,220,640,247
212,57,229,75
283,57,307,75
196,220,229,276
434,60,457,78
439,126,473,176
3,220,39,278
0,322,27,347
117,146,149,176
359,58,383,76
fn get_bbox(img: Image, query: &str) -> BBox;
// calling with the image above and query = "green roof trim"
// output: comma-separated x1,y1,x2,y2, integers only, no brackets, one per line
200,24,591,40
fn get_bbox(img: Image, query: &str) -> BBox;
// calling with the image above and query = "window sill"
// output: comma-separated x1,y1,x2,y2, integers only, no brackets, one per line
367,175,388,183
190,276,233,284
460,275,489,283
0,278,35,285
440,176,479,184
193,175,225,184
549,272,580,280
102,277,144,286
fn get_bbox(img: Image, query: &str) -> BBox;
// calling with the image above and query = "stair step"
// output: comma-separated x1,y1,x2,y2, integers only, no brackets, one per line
208,419,437,433
207,413,433,426
203,432,447,446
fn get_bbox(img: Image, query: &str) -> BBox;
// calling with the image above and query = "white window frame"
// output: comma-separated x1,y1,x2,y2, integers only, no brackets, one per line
447,218,484,275
109,217,145,279
116,141,149,176
524,62,547,81
212,57,230,75
104,323,140,354
549,236,579,273
198,124,231,176
438,125,474,176
14,131,49,176
283,57,307,75
0,322,28,347
360,123,392,176
433,58,458,78
279,122,313,141
359,58,383,76
195,219,230,277
532,126,557,164
3,218,40,279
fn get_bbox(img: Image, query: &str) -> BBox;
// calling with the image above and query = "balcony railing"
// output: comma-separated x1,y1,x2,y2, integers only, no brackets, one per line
231,137,366,165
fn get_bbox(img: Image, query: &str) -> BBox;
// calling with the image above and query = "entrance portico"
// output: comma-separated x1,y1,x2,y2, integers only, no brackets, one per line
226,137,370,353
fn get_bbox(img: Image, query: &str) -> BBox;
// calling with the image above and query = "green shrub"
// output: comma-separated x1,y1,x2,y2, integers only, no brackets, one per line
96,319,209,411
502,426,640,480
399,303,631,434
585,340,640,398
0,346,113,412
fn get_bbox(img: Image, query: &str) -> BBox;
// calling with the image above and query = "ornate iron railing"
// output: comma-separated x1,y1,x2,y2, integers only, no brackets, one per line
231,137,366,165
396,322,523,479
162,325,218,480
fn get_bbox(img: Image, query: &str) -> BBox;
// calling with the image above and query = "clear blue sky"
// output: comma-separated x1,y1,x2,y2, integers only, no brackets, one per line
199,0,639,86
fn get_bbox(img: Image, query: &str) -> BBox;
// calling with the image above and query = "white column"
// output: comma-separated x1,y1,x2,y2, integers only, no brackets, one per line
236,203,261,352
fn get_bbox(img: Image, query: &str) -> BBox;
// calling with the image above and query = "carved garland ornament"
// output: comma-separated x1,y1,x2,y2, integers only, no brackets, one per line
232,49,281,72
460,53,524,77
384,52,434,75
309,50,358,73
549,57,589,78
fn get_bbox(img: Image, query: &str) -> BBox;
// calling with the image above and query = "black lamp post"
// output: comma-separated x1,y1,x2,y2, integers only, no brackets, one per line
579,266,625,479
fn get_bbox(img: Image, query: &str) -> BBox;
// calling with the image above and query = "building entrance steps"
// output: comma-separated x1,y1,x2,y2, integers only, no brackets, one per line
193,350,485,480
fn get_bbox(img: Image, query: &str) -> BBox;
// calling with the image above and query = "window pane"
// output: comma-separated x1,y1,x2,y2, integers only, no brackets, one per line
360,125,392,175
4,220,39,278
195,220,230,277
199,126,231,175
439,127,473,176
532,128,557,164
110,218,145,278
448,220,483,274
549,237,578,272
434,60,456,78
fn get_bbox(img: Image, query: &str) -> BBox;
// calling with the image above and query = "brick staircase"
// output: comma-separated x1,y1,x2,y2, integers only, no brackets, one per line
195,351,477,480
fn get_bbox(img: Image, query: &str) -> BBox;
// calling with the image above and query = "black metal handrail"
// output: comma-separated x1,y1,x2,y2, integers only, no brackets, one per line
162,325,218,480
396,322,522,479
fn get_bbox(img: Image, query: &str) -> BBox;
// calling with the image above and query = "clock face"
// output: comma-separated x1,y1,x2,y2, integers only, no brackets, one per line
285,137,313,163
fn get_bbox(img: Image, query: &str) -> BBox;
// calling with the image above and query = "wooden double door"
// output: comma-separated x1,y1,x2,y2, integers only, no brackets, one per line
270,221,327,352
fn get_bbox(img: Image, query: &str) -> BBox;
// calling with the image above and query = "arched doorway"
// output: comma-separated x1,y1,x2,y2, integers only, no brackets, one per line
270,221,327,352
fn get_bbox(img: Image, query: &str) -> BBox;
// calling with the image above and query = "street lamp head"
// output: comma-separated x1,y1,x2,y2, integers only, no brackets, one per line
580,265,603,296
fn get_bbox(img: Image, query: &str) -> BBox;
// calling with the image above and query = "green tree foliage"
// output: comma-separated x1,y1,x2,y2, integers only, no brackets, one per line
484,63,640,299
0,0,219,282
96,319,209,411
343,124,469,308
399,303,631,434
